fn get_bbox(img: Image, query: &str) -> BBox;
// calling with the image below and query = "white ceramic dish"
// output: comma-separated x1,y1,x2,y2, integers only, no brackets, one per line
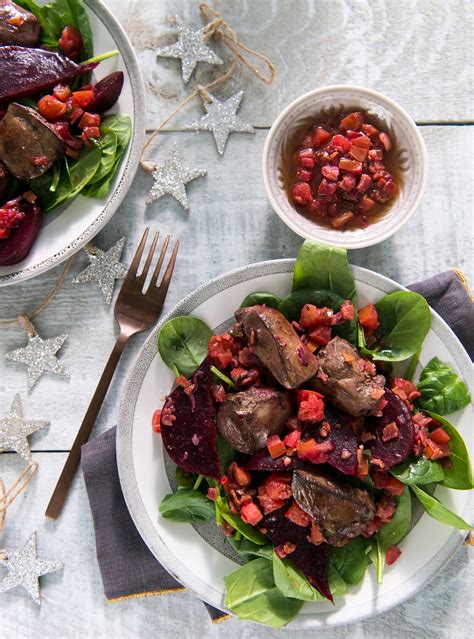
0,0,146,286
117,260,472,628
262,85,428,249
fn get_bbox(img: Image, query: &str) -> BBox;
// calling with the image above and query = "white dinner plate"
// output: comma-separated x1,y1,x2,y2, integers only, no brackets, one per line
0,0,146,286
117,260,472,628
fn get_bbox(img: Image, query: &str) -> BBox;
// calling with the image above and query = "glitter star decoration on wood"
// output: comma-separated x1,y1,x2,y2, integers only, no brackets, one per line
4,327,69,391
142,145,207,210
73,237,128,304
0,395,48,463
186,90,255,155
156,22,223,83
0,532,63,605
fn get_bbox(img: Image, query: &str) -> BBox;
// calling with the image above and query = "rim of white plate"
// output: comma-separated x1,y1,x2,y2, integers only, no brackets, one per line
0,0,146,286
117,260,472,628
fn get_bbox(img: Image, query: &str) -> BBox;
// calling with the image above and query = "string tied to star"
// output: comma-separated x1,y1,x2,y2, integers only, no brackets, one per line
141,2,276,182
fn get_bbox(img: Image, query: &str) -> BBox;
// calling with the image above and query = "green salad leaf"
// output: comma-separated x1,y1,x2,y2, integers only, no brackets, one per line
272,553,347,602
159,489,215,523
411,485,472,530
157,316,213,377
391,456,445,486
370,488,411,583
227,537,274,562
416,357,471,415
331,536,370,586
224,558,303,627
217,434,236,474
425,412,473,490
17,0,94,59
366,291,431,361
175,467,197,489
215,495,267,545
240,292,282,309
277,289,344,321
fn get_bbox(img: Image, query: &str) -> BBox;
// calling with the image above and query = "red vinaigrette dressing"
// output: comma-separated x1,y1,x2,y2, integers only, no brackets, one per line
282,109,403,231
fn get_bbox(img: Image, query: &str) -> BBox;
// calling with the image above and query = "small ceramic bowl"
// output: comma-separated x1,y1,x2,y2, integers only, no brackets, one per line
262,85,428,249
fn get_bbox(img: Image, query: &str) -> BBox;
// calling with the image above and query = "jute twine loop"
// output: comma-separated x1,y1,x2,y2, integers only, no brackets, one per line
141,2,276,161
0,255,75,332
0,462,39,533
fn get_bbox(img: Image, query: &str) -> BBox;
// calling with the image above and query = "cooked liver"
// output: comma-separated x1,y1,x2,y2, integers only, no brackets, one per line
0,160,9,199
0,0,40,46
0,103,65,180
235,305,319,389
292,469,376,546
310,336,385,416
217,386,292,454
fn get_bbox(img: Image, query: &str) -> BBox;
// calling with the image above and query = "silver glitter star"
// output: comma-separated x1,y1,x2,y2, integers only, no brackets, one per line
73,237,127,304
4,329,69,391
0,532,63,605
142,145,207,210
186,91,255,155
156,22,223,83
0,395,48,463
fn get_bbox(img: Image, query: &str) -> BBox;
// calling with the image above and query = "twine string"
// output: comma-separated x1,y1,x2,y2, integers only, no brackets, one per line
0,255,75,331
141,3,275,159
0,462,39,533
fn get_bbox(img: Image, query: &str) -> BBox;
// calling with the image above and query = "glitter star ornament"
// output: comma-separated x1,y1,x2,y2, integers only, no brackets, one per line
156,22,223,83
142,145,207,210
73,237,128,304
4,327,69,391
187,90,255,155
0,395,48,463
0,532,63,605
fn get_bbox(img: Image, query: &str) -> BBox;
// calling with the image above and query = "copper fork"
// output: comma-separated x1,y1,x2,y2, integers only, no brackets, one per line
45,228,179,520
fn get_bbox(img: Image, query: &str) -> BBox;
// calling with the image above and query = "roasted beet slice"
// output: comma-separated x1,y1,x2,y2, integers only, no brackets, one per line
366,388,415,470
0,200,42,265
262,508,332,602
160,358,220,479
88,72,124,113
305,404,358,475
244,448,308,472
0,46,96,102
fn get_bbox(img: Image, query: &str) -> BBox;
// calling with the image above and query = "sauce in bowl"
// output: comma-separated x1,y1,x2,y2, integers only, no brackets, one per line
287,111,400,230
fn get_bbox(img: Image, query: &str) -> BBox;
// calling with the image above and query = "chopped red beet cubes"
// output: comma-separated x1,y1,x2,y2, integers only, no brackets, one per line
289,111,398,229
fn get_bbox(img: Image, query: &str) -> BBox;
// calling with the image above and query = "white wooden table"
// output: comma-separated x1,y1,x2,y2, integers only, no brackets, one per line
1,1,473,636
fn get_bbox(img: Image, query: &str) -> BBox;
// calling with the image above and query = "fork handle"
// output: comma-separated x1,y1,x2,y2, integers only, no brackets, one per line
45,332,129,520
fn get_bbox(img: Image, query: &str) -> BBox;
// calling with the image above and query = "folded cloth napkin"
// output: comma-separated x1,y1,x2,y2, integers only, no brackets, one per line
81,269,473,622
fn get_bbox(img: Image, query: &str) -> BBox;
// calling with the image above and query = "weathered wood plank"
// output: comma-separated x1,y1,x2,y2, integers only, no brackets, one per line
0,125,472,451
103,0,474,126
0,452,472,638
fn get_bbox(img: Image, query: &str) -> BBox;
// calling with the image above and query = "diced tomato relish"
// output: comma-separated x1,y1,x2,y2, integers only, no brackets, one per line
371,469,405,496
289,111,398,230
151,409,161,433
429,427,451,445
208,333,238,369
358,304,380,331
297,390,325,423
385,544,401,566
266,435,287,459
285,501,311,527
240,502,263,526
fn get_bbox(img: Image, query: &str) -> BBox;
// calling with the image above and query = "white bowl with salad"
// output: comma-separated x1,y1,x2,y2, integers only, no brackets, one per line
0,0,146,285
117,241,472,628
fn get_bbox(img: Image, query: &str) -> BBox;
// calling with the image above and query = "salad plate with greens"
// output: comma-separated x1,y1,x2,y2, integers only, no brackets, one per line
117,241,472,628
0,0,145,285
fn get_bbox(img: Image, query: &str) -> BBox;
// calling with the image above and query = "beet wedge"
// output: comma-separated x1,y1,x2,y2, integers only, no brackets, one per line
160,358,221,479
262,508,333,602
0,46,96,102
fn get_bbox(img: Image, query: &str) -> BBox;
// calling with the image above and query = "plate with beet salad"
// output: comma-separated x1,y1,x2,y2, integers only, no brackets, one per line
0,0,145,284
117,241,473,628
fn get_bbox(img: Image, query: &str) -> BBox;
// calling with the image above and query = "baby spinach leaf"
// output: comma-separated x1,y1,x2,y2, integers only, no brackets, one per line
227,537,274,562
277,289,344,321
292,241,357,305
217,434,236,474
175,467,197,489
272,553,347,602
157,316,213,377
417,357,471,415
159,489,215,523
101,114,132,151
370,291,431,362
215,495,267,545
240,292,281,309
411,485,472,530
87,131,118,184
331,536,370,586
371,488,411,583
425,412,473,490
391,456,445,486
224,558,303,627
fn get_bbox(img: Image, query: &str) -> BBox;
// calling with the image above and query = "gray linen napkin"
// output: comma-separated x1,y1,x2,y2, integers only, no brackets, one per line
81,269,473,621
